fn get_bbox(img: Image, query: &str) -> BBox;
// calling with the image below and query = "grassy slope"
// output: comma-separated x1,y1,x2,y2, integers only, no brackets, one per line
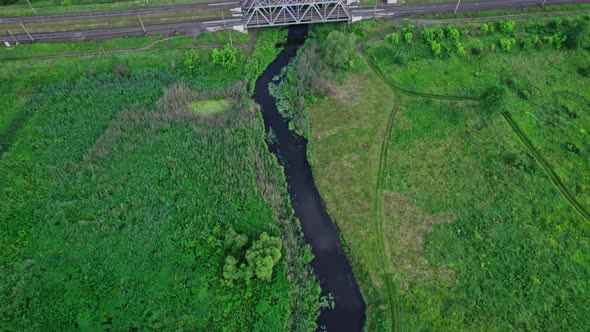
0,29,320,330
365,39,590,215
308,70,395,331
307,15,590,331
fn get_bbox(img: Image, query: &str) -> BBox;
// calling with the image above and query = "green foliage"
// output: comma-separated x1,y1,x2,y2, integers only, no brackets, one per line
543,33,567,49
480,23,490,33
385,32,400,44
323,31,357,68
245,232,283,282
182,49,200,70
430,40,442,58
0,0,18,5
481,85,507,113
578,64,590,77
447,27,460,41
222,229,283,283
0,33,320,330
400,25,415,35
500,37,516,52
404,32,413,44
243,28,287,92
420,28,435,44
212,44,239,69
498,20,516,33
455,41,466,57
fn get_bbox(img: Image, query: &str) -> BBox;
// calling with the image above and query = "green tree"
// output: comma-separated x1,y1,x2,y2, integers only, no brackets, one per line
404,32,413,44
0,0,18,5
245,232,282,282
323,31,357,68
224,227,248,255
212,45,239,69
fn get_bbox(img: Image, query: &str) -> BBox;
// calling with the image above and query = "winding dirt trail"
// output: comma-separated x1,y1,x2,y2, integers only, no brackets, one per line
356,34,590,330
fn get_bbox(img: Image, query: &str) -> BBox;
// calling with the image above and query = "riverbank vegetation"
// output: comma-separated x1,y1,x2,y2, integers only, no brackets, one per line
0,29,322,330
275,12,590,331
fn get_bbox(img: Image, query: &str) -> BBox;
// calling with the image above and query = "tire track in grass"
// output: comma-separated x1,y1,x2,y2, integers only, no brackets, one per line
501,111,590,223
373,102,403,332
359,41,590,331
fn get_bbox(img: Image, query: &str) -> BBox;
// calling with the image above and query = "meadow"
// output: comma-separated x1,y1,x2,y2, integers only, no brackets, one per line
0,29,321,330
276,12,590,330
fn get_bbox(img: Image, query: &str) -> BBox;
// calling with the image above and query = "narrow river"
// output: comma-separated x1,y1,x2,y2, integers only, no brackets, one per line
253,26,366,331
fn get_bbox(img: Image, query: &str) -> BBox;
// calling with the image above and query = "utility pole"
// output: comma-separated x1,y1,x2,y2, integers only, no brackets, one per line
541,0,547,7
374,0,378,17
19,22,34,42
25,0,37,14
7,31,20,45
145,0,149,5
138,14,146,35
454,0,461,14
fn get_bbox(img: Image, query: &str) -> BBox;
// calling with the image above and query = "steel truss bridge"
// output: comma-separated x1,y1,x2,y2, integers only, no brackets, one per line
241,0,353,28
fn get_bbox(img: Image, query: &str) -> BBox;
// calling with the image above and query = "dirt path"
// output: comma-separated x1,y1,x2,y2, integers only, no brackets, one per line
356,31,590,329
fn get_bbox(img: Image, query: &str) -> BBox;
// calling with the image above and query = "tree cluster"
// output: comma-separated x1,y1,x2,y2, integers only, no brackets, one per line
222,227,283,284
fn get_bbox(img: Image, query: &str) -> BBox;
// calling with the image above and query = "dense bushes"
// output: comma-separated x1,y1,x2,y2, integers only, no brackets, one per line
212,44,239,69
223,228,283,283
0,29,320,331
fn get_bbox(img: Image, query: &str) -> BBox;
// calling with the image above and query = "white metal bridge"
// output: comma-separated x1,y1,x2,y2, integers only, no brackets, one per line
241,0,353,28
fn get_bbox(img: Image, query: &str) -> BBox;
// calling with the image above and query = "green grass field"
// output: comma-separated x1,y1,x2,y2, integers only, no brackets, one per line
0,29,321,330
300,13,590,331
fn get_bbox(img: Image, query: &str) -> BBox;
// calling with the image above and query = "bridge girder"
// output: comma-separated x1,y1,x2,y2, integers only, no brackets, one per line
241,0,352,28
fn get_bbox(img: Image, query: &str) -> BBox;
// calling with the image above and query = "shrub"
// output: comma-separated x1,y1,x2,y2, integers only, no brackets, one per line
401,25,415,34
481,85,508,113
551,18,562,29
447,28,460,41
430,41,442,58
498,20,516,33
385,32,400,44
323,31,357,68
500,38,516,52
532,34,542,47
182,49,200,70
0,0,18,5
212,45,239,69
420,28,435,44
434,29,445,42
480,23,490,33
456,42,466,57
544,33,567,49
404,32,413,44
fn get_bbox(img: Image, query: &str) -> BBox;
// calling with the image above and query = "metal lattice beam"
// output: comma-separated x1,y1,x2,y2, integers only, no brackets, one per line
241,0,351,28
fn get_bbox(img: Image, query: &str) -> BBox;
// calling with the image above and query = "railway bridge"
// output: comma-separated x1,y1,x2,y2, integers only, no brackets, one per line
240,0,355,28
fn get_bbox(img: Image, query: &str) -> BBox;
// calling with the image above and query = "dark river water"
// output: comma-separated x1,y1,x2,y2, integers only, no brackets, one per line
253,25,366,331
